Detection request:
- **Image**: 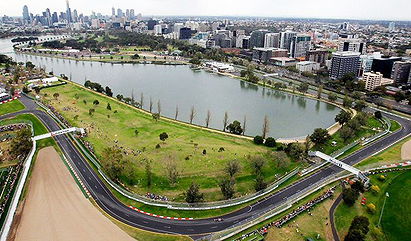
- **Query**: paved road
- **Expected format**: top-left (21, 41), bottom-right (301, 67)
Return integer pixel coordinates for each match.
top-left (329, 193), bottom-right (343, 241)
top-left (2, 95), bottom-right (411, 239)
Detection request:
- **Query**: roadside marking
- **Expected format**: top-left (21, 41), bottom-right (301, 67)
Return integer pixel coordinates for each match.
top-left (128, 205), bottom-right (194, 220)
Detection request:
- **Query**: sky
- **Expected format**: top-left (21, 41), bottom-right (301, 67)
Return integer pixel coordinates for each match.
top-left (1, 0), bottom-right (410, 21)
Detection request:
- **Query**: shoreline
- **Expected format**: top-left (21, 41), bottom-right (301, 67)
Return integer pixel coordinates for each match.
top-left (17, 50), bottom-right (345, 143)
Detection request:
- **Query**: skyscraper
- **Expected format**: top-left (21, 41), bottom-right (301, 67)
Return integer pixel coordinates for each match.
top-left (250, 29), bottom-right (269, 48)
top-left (264, 33), bottom-right (280, 48)
top-left (22, 5), bottom-right (30, 22)
top-left (330, 51), bottom-right (361, 79)
top-left (280, 30), bottom-right (297, 52)
top-left (66, 0), bottom-right (72, 23)
top-left (290, 34), bottom-right (311, 58)
top-left (112, 7), bottom-right (115, 16)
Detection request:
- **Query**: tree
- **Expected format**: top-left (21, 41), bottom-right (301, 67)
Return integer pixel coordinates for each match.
top-left (222, 111), bottom-right (229, 131)
top-left (149, 98), bottom-right (153, 112)
top-left (347, 118), bottom-right (361, 131)
top-left (265, 137), bottom-right (276, 147)
top-left (101, 147), bottom-right (126, 181)
top-left (225, 160), bottom-right (240, 178)
top-left (116, 94), bottom-right (123, 101)
top-left (342, 188), bottom-right (358, 206)
top-left (205, 110), bottom-right (211, 128)
top-left (374, 111), bottom-right (382, 119)
top-left (134, 129), bottom-right (139, 136)
top-left (354, 100), bottom-right (366, 112)
top-left (242, 115), bottom-right (247, 135)
top-left (10, 128), bottom-right (32, 158)
top-left (189, 106), bottom-right (196, 124)
top-left (351, 181), bottom-right (365, 194)
top-left (297, 82), bottom-right (309, 94)
top-left (251, 157), bottom-right (265, 175)
top-left (335, 110), bottom-right (352, 126)
top-left (106, 103), bottom-right (111, 110)
top-left (340, 126), bottom-right (354, 142)
top-left (93, 100), bottom-right (99, 105)
top-left (89, 108), bottom-right (95, 116)
top-left (286, 143), bottom-right (305, 160)
top-left (328, 93), bottom-right (338, 102)
top-left (254, 135), bottom-right (264, 145)
top-left (166, 162), bottom-right (179, 185)
top-left (140, 93), bottom-right (144, 108)
top-left (255, 174), bottom-right (267, 191)
top-left (105, 86), bottom-right (113, 97)
top-left (310, 128), bottom-right (330, 145)
top-left (157, 100), bottom-right (161, 116)
top-left (185, 182), bottom-right (204, 203)
top-left (33, 87), bottom-right (40, 94)
top-left (152, 113), bottom-right (160, 121)
top-left (343, 96), bottom-right (353, 108)
top-left (226, 120), bottom-right (243, 135)
top-left (175, 105), bottom-right (179, 120)
top-left (344, 216), bottom-right (369, 241)
top-left (53, 92), bottom-right (59, 100)
top-left (219, 178), bottom-right (235, 199)
top-left (159, 132), bottom-right (169, 141)
top-left (262, 115), bottom-right (270, 139)
top-left (317, 85), bottom-right (323, 99)
top-left (145, 160), bottom-right (152, 187)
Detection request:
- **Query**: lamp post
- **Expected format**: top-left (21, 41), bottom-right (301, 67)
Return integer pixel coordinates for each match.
top-left (378, 192), bottom-right (389, 227)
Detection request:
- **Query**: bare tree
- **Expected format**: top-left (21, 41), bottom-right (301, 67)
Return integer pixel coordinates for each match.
top-left (223, 111), bottom-right (229, 132)
top-left (262, 115), bottom-right (270, 139)
top-left (157, 100), bottom-right (161, 116)
top-left (175, 105), bottom-right (179, 120)
top-left (189, 106), bottom-right (196, 124)
top-left (166, 162), bottom-right (179, 186)
top-left (140, 93), bottom-right (144, 108)
top-left (131, 89), bottom-right (135, 106)
top-left (149, 98), bottom-right (153, 112)
top-left (205, 110), bottom-right (211, 128)
top-left (242, 115), bottom-right (247, 135)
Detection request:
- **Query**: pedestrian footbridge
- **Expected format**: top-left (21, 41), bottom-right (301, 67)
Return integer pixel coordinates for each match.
top-left (32, 127), bottom-right (85, 141)
top-left (309, 151), bottom-right (369, 185)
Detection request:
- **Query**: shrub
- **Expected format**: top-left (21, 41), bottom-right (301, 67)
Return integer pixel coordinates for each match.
top-left (264, 137), bottom-right (276, 147)
top-left (159, 132), bottom-right (168, 141)
top-left (253, 135), bottom-right (264, 145)
top-left (155, 143), bottom-right (161, 149)
top-left (202, 149), bottom-right (207, 155)
top-left (218, 147), bottom-right (225, 152)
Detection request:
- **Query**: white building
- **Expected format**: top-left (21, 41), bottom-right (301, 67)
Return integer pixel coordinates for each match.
top-left (204, 62), bottom-right (235, 73)
top-left (338, 39), bottom-right (366, 54)
top-left (296, 61), bottom-right (320, 73)
top-left (264, 33), bottom-right (280, 48)
top-left (363, 72), bottom-right (393, 91)
top-left (154, 24), bottom-right (163, 35)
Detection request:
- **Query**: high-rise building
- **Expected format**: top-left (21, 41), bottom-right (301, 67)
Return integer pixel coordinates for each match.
top-left (72, 9), bottom-right (78, 22)
top-left (179, 27), bottom-right (192, 40)
top-left (306, 49), bottom-right (329, 65)
top-left (371, 56), bottom-right (402, 78)
top-left (130, 9), bottom-right (135, 19)
top-left (117, 8), bottom-right (123, 18)
top-left (264, 33), bottom-right (280, 48)
top-left (111, 7), bottom-right (115, 16)
top-left (338, 39), bottom-right (366, 54)
top-left (388, 22), bottom-right (395, 32)
top-left (363, 72), bottom-right (384, 91)
top-left (66, 0), bottom-right (72, 23)
top-left (330, 51), bottom-right (361, 79)
top-left (290, 34), bottom-right (311, 58)
top-left (280, 30), bottom-right (297, 51)
top-left (391, 61), bottom-right (411, 84)
top-left (250, 29), bottom-right (269, 48)
top-left (51, 12), bottom-right (58, 23)
top-left (22, 5), bottom-right (30, 22)
top-left (147, 19), bottom-right (157, 30)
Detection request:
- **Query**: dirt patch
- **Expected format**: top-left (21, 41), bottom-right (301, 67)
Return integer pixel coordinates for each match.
top-left (401, 139), bottom-right (411, 160)
top-left (12, 146), bottom-right (135, 241)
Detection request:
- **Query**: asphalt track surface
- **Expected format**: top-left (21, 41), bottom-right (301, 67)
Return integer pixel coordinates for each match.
top-left (2, 95), bottom-right (411, 238)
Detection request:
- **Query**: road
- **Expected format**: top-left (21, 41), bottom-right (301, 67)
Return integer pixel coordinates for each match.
top-left (2, 95), bottom-right (411, 239)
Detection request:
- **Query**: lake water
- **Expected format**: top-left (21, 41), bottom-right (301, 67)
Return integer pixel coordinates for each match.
top-left (1, 38), bottom-right (340, 138)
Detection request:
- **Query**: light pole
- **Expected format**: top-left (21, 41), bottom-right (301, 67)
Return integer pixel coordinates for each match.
top-left (378, 192), bottom-right (389, 227)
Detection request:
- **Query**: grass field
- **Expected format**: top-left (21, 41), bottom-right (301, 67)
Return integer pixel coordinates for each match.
top-left (381, 171), bottom-right (411, 241)
top-left (0, 100), bottom-right (25, 115)
top-left (335, 171), bottom-right (411, 241)
top-left (40, 82), bottom-right (300, 201)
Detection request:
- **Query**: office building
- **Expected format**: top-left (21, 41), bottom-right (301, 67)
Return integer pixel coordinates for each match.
top-left (154, 24), bottom-right (163, 35)
top-left (306, 49), bottom-right (329, 65)
top-left (280, 30), bottom-right (297, 51)
top-left (330, 51), bottom-right (361, 79)
top-left (363, 72), bottom-right (393, 91)
top-left (371, 56), bottom-right (402, 78)
top-left (296, 61), bottom-right (320, 73)
top-left (264, 33), bottom-right (280, 48)
top-left (391, 61), bottom-right (411, 84)
top-left (388, 22), bottom-right (395, 32)
top-left (290, 34), bottom-right (311, 58)
top-left (338, 39), bottom-right (366, 54)
top-left (117, 8), bottom-right (123, 18)
top-left (22, 5), bottom-right (30, 22)
top-left (250, 29), bottom-right (269, 48)
top-left (66, 0), bottom-right (72, 23)
top-left (252, 47), bottom-right (288, 63)
top-left (147, 19), bottom-right (157, 30)
top-left (179, 27), bottom-right (192, 40)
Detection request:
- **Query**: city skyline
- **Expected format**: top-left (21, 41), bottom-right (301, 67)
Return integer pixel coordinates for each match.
top-left (1, 0), bottom-right (411, 21)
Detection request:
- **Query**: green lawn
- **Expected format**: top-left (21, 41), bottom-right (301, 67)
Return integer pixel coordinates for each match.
top-left (0, 100), bottom-right (25, 115)
top-left (335, 171), bottom-right (410, 241)
top-left (40, 82), bottom-right (300, 201)
top-left (381, 171), bottom-right (411, 241)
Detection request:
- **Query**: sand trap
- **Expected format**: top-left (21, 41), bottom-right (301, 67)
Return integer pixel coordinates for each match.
top-left (12, 146), bottom-right (135, 241)
top-left (401, 139), bottom-right (411, 160)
